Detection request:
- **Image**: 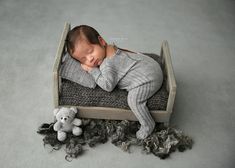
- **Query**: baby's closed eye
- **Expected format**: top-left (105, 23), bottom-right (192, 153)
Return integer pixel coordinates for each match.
top-left (87, 49), bottom-right (93, 54)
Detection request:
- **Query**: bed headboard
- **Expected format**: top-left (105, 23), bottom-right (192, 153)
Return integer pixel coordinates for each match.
top-left (53, 22), bottom-right (70, 107)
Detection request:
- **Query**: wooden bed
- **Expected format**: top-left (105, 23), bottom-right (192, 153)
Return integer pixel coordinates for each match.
top-left (53, 23), bottom-right (177, 126)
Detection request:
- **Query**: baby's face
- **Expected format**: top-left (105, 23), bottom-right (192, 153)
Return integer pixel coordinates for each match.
top-left (72, 39), bottom-right (106, 67)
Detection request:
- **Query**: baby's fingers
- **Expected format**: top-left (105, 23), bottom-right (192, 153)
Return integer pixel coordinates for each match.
top-left (81, 64), bottom-right (88, 71)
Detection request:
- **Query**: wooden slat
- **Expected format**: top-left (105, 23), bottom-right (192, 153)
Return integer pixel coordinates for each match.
top-left (59, 105), bottom-right (170, 123)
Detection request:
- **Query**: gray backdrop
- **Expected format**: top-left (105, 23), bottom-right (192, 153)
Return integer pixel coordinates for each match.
top-left (0, 0), bottom-right (234, 167)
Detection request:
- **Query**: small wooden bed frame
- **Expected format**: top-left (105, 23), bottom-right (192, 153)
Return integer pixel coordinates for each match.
top-left (53, 23), bottom-right (177, 125)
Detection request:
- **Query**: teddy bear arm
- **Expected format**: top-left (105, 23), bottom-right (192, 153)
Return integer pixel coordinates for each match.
top-left (53, 122), bottom-right (62, 131)
top-left (72, 118), bottom-right (82, 126)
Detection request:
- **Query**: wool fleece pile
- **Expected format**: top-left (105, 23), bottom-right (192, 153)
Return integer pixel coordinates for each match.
top-left (37, 119), bottom-right (193, 161)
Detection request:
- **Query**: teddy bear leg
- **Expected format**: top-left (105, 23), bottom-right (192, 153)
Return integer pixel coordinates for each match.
top-left (57, 131), bottom-right (67, 141)
top-left (72, 127), bottom-right (82, 136)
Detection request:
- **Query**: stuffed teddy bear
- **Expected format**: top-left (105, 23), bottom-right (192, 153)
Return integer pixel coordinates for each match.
top-left (53, 107), bottom-right (82, 141)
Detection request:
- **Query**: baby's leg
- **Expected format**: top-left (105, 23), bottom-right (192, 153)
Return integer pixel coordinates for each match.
top-left (127, 83), bottom-right (157, 139)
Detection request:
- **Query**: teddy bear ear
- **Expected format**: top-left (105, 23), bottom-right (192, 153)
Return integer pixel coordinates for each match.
top-left (53, 108), bottom-right (60, 116)
top-left (70, 107), bottom-right (77, 114)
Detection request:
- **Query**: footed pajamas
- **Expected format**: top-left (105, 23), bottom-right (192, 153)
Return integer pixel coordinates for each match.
top-left (89, 48), bottom-right (163, 139)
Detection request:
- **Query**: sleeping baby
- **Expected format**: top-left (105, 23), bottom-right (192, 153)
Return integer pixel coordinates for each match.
top-left (65, 25), bottom-right (163, 139)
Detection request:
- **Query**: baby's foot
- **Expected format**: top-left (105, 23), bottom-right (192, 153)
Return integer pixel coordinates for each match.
top-left (136, 123), bottom-right (155, 140)
top-left (136, 128), bottom-right (149, 139)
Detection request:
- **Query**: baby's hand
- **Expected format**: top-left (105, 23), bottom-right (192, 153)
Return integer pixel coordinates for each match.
top-left (81, 64), bottom-right (93, 72)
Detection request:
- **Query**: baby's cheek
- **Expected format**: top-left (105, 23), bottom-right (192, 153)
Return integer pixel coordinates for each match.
top-left (98, 60), bottom-right (103, 66)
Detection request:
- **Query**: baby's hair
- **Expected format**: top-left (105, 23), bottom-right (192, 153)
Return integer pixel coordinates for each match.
top-left (66, 25), bottom-right (101, 56)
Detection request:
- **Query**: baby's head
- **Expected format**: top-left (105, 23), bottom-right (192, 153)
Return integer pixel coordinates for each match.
top-left (66, 25), bottom-right (107, 67)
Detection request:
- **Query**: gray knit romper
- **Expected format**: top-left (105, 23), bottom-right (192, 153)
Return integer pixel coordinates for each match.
top-left (89, 48), bottom-right (163, 139)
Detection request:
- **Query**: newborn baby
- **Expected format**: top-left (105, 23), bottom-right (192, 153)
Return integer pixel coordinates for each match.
top-left (66, 25), bottom-right (163, 139)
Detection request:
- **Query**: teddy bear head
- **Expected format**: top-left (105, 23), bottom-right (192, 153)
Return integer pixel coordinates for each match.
top-left (53, 107), bottom-right (77, 124)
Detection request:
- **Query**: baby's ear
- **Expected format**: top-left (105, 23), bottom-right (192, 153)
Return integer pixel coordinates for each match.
top-left (70, 107), bottom-right (77, 114)
top-left (98, 36), bottom-right (106, 47)
top-left (53, 108), bottom-right (60, 116)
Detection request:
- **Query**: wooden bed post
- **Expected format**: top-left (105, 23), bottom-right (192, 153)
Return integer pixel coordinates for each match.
top-left (160, 40), bottom-right (177, 126)
top-left (53, 22), bottom-right (70, 107)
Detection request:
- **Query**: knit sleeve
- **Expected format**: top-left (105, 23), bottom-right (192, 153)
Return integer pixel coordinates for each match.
top-left (88, 66), bottom-right (119, 92)
top-left (88, 50), bottom-right (138, 92)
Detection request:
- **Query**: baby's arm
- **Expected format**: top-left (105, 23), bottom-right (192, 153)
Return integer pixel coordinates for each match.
top-left (88, 67), bottom-right (119, 92)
